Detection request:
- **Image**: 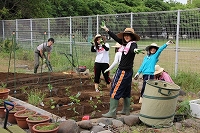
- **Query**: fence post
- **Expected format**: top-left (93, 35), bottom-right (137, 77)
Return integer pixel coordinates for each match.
top-left (175, 10), bottom-right (180, 77)
top-left (15, 19), bottom-right (18, 42)
top-left (2, 20), bottom-right (5, 40)
top-left (30, 19), bottom-right (33, 49)
top-left (96, 15), bottom-right (99, 34)
top-left (70, 16), bottom-right (72, 55)
top-left (48, 18), bottom-right (50, 38)
top-left (130, 12), bottom-right (133, 28)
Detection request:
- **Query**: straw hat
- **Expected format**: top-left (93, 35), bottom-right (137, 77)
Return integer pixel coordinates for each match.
top-left (94, 34), bottom-right (106, 42)
top-left (116, 28), bottom-right (140, 41)
top-left (154, 65), bottom-right (164, 75)
top-left (145, 43), bottom-right (159, 51)
top-left (111, 43), bottom-right (121, 48)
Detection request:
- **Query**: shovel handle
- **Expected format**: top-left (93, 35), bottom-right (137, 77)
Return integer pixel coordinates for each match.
top-left (4, 101), bottom-right (14, 111)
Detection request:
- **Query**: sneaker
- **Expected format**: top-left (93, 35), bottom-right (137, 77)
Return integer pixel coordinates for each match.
top-left (95, 89), bottom-right (99, 92)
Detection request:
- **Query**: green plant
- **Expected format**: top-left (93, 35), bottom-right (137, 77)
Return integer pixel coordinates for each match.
top-left (49, 98), bottom-right (56, 109)
top-left (35, 123), bottom-right (59, 131)
top-left (67, 107), bottom-right (79, 115)
top-left (65, 86), bottom-right (71, 96)
top-left (176, 99), bottom-right (191, 116)
top-left (87, 96), bottom-right (102, 112)
top-left (69, 92), bottom-right (81, 105)
top-left (28, 115), bottom-right (45, 121)
top-left (20, 86), bottom-right (45, 106)
top-left (48, 84), bottom-right (53, 96)
top-left (0, 82), bottom-right (7, 91)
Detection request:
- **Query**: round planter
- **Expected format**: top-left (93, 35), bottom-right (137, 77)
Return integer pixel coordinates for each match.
top-left (26, 115), bottom-right (50, 133)
top-left (4, 106), bottom-right (26, 124)
top-left (0, 101), bottom-right (16, 118)
top-left (0, 89), bottom-right (10, 99)
top-left (14, 110), bottom-right (37, 129)
top-left (32, 123), bottom-right (59, 133)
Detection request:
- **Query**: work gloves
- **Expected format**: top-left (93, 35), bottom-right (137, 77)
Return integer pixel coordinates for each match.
top-left (100, 38), bottom-right (105, 45)
top-left (166, 40), bottom-right (175, 45)
top-left (134, 49), bottom-right (145, 54)
top-left (104, 69), bottom-right (109, 73)
top-left (101, 21), bottom-right (109, 32)
top-left (134, 72), bottom-right (140, 80)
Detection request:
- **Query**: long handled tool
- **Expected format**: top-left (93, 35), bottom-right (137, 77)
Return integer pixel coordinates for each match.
top-left (4, 101), bottom-right (14, 129)
top-left (60, 52), bottom-right (76, 68)
top-left (43, 53), bottom-right (53, 72)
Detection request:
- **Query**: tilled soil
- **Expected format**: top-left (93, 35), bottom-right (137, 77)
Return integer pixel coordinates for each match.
top-left (0, 71), bottom-right (141, 121)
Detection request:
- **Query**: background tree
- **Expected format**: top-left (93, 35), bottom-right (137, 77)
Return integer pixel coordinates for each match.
top-left (0, 0), bottom-right (197, 20)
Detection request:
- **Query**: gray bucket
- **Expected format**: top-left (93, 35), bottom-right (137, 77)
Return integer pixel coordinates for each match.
top-left (139, 80), bottom-right (180, 128)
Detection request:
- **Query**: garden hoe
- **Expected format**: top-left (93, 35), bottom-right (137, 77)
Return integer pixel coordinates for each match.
top-left (43, 53), bottom-right (53, 72)
top-left (0, 101), bottom-right (26, 133)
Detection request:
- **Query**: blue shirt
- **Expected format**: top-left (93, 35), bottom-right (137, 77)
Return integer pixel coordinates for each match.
top-left (137, 43), bottom-right (167, 75)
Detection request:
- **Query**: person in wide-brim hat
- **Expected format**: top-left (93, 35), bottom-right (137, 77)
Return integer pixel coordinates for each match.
top-left (116, 28), bottom-right (140, 41)
top-left (93, 34), bottom-right (106, 42)
top-left (145, 43), bottom-right (159, 51)
top-left (154, 65), bottom-right (174, 83)
top-left (154, 65), bottom-right (164, 75)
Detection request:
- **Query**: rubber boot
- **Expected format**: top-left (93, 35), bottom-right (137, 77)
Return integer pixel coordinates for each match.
top-left (117, 98), bottom-right (130, 115)
top-left (34, 67), bottom-right (37, 74)
top-left (102, 98), bottom-right (118, 118)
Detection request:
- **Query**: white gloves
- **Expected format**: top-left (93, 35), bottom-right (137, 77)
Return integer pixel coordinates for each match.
top-left (166, 40), bottom-right (175, 45)
top-left (134, 49), bottom-right (145, 54)
top-left (134, 72), bottom-right (140, 80)
top-left (104, 69), bottom-right (109, 73)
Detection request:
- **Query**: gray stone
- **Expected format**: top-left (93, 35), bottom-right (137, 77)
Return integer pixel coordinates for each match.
top-left (123, 115), bottom-right (140, 126)
top-left (58, 119), bottom-right (79, 133)
top-left (112, 119), bottom-right (123, 127)
top-left (80, 131), bottom-right (90, 133)
top-left (96, 118), bottom-right (113, 126)
top-left (179, 89), bottom-right (186, 96)
top-left (97, 130), bottom-right (113, 133)
top-left (90, 125), bottom-right (105, 133)
top-left (174, 122), bottom-right (182, 130)
top-left (77, 120), bottom-right (93, 130)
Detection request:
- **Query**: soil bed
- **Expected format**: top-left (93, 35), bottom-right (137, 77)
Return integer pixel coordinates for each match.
top-left (0, 71), bottom-right (141, 121)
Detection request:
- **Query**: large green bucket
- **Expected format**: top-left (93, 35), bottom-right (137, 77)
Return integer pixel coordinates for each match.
top-left (139, 80), bottom-right (180, 128)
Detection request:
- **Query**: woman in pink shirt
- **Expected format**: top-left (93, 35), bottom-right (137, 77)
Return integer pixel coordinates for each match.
top-left (154, 65), bottom-right (174, 83)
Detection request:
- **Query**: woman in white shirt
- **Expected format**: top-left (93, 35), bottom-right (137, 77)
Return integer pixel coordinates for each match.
top-left (91, 34), bottom-right (111, 92)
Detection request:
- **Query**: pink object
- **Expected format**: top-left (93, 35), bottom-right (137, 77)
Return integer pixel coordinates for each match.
top-left (82, 115), bottom-right (90, 120)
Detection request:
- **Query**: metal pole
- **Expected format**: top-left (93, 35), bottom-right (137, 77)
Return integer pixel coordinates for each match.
top-left (15, 19), bottom-right (18, 42)
top-left (97, 15), bottom-right (99, 34)
top-left (130, 12), bottom-right (133, 28)
top-left (70, 17), bottom-right (72, 55)
top-left (30, 19), bottom-right (33, 49)
top-left (13, 31), bottom-right (17, 93)
top-left (48, 18), bottom-right (50, 38)
top-left (2, 20), bottom-right (5, 40)
top-left (175, 10), bottom-right (180, 77)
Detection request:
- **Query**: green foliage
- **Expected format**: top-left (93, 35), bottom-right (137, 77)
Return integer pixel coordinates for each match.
top-left (20, 86), bottom-right (45, 106)
top-left (172, 71), bottom-right (200, 93)
top-left (0, 39), bottom-right (12, 53)
top-left (35, 123), bottom-right (59, 131)
top-left (69, 92), bottom-right (81, 105)
top-left (0, 0), bottom-right (195, 20)
top-left (176, 99), bottom-right (191, 116)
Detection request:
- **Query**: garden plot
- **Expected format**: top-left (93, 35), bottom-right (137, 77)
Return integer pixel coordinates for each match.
top-left (0, 72), bottom-right (141, 121)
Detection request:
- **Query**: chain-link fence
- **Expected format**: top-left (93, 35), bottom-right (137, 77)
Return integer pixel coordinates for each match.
top-left (0, 9), bottom-right (200, 75)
